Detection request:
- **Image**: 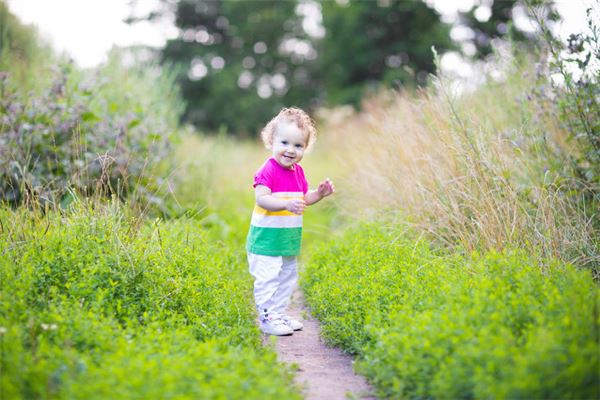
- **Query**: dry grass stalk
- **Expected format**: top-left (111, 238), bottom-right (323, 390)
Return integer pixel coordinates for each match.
top-left (319, 62), bottom-right (598, 272)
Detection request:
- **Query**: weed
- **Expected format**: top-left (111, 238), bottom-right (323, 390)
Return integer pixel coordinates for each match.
top-left (318, 51), bottom-right (598, 273)
top-left (302, 224), bottom-right (599, 399)
top-left (0, 202), bottom-right (300, 398)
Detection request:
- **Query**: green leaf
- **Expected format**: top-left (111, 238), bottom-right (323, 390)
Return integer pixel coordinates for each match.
top-left (128, 119), bottom-right (141, 129)
top-left (81, 111), bottom-right (101, 123)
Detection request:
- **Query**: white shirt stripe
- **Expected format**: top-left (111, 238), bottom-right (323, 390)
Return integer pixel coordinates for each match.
top-left (271, 192), bottom-right (304, 198)
top-left (251, 213), bottom-right (303, 228)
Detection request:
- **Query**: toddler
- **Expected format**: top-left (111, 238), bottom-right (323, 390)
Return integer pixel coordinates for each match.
top-left (246, 107), bottom-right (335, 336)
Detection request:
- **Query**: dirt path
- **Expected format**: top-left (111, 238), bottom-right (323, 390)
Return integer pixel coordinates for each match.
top-left (274, 289), bottom-right (375, 400)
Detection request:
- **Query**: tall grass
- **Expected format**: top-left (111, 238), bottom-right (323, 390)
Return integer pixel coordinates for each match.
top-left (164, 133), bottom-right (263, 214)
top-left (319, 53), bottom-right (598, 273)
top-left (160, 131), bottom-right (345, 250)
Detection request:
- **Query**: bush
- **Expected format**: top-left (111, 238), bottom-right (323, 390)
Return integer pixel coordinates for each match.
top-left (302, 224), bottom-right (599, 399)
top-left (530, 4), bottom-right (599, 198)
top-left (0, 203), bottom-right (299, 398)
top-left (0, 50), bottom-right (183, 208)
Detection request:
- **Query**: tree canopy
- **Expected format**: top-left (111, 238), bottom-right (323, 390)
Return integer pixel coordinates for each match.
top-left (137, 0), bottom-right (558, 135)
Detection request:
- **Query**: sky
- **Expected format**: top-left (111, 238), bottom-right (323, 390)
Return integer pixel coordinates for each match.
top-left (7, 0), bottom-right (177, 67)
top-left (6, 0), bottom-right (596, 69)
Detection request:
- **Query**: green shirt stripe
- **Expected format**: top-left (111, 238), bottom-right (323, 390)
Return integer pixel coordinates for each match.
top-left (246, 226), bottom-right (302, 256)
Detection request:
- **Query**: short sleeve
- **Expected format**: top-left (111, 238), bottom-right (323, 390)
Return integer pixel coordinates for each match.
top-left (253, 161), bottom-right (274, 190)
top-left (297, 164), bottom-right (309, 194)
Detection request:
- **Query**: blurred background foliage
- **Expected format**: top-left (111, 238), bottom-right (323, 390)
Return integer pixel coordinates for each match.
top-left (0, 0), bottom-right (565, 208)
top-left (0, 51), bottom-right (182, 208)
top-left (134, 0), bottom-right (559, 135)
top-left (0, 0), bottom-right (596, 250)
top-left (0, 1), bottom-right (55, 91)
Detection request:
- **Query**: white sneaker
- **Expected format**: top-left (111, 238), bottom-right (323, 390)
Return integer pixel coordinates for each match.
top-left (283, 316), bottom-right (303, 331)
top-left (260, 318), bottom-right (294, 336)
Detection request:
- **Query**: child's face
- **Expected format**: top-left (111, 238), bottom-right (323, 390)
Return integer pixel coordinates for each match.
top-left (271, 121), bottom-right (308, 169)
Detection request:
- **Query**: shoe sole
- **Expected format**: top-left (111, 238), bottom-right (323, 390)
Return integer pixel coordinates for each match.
top-left (262, 330), bottom-right (293, 336)
top-left (260, 325), bottom-right (294, 336)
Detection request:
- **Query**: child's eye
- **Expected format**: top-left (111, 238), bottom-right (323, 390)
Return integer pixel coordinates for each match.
top-left (295, 144), bottom-right (304, 149)
top-left (281, 141), bottom-right (288, 145)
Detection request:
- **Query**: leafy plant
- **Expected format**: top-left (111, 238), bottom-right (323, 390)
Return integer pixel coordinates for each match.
top-left (0, 203), bottom-right (299, 398)
top-left (528, 2), bottom-right (599, 201)
top-left (0, 51), bottom-right (183, 209)
top-left (302, 224), bottom-right (600, 399)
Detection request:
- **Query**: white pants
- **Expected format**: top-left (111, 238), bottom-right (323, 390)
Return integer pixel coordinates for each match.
top-left (247, 252), bottom-right (297, 321)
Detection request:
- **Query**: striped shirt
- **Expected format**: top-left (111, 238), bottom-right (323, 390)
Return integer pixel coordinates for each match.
top-left (246, 158), bottom-right (308, 256)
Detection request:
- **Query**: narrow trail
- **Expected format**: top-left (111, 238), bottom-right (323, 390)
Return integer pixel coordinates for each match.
top-left (274, 289), bottom-right (375, 400)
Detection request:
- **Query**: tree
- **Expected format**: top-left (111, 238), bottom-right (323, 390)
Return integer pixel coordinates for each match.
top-left (315, 0), bottom-right (455, 106)
top-left (135, 0), bottom-right (458, 134)
top-left (134, 0), bottom-right (562, 134)
top-left (157, 0), bottom-right (316, 135)
top-left (454, 0), bottom-right (560, 58)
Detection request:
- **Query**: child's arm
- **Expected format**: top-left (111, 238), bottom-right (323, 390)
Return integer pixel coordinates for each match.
top-left (305, 178), bottom-right (335, 206)
top-left (255, 185), bottom-right (306, 215)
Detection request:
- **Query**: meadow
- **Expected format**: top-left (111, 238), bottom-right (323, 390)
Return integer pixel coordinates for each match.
top-left (2, 3), bottom-right (599, 398)
top-left (299, 50), bottom-right (599, 397)
top-left (302, 225), bottom-right (598, 399)
top-left (0, 204), bottom-right (300, 398)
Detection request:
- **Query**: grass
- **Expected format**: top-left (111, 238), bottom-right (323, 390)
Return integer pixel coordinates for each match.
top-left (0, 202), bottom-right (300, 399)
top-left (2, 11), bottom-right (597, 397)
top-left (160, 131), bottom-right (346, 250)
top-left (302, 224), bottom-right (600, 399)
top-left (0, 127), bottom-right (343, 398)
top-left (316, 53), bottom-right (598, 274)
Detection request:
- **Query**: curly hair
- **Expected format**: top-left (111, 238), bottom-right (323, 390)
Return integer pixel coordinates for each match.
top-left (260, 107), bottom-right (317, 152)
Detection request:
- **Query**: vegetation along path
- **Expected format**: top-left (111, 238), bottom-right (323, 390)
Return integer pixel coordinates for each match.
top-left (274, 289), bottom-right (375, 400)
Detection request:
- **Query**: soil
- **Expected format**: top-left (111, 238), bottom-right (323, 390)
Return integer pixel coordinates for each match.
top-left (272, 290), bottom-right (376, 400)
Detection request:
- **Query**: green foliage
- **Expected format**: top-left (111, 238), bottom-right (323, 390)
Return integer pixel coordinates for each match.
top-left (530, 3), bottom-right (599, 200)
top-left (152, 0), bottom-right (457, 134)
top-left (0, 203), bottom-right (299, 399)
top-left (0, 51), bottom-right (183, 207)
top-left (0, 1), bottom-right (55, 91)
top-left (457, 0), bottom-right (560, 58)
top-left (316, 0), bottom-right (454, 105)
top-left (302, 224), bottom-right (600, 399)
top-left (148, 0), bottom-right (557, 134)
top-left (160, 0), bottom-right (315, 134)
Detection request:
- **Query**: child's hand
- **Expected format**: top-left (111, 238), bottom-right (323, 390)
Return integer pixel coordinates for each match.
top-left (317, 178), bottom-right (335, 198)
top-left (286, 198), bottom-right (306, 215)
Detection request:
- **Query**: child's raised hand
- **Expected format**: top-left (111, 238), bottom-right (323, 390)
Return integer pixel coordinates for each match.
top-left (317, 178), bottom-right (335, 198)
top-left (286, 198), bottom-right (306, 215)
